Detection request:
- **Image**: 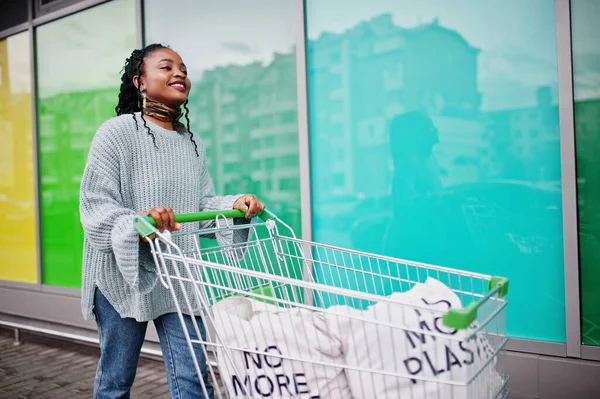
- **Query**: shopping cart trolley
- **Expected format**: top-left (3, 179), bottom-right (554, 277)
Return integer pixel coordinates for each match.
top-left (134, 209), bottom-right (510, 399)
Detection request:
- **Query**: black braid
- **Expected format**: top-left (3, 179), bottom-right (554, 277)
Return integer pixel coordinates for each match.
top-left (183, 101), bottom-right (199, 157)
top-left (140, 112), bottom-right (157, 149)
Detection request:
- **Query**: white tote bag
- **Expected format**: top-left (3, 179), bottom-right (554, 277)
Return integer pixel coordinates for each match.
top-left (212, 297), bottom-right (352, 398)
top-left (325, 278), bottom-right (503, 399)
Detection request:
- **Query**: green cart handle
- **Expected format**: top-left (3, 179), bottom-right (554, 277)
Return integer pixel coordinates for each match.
top-left (442, 276), bottom-right (510, 330)
top-left (133, 208), bottom-right (276, 237)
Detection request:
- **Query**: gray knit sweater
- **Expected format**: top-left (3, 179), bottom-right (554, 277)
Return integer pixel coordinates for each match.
top-left (79, 113), bottom-right (249, 322)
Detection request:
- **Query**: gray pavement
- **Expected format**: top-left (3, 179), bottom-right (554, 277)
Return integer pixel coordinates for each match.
top-left (0, 328), bottom-right (170, 398)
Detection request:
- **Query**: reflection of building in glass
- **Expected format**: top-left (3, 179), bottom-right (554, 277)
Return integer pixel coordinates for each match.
top-left (37, 89), bottom-right (117, 205)
top-left (36, 87), bottom-right (123, 273)
top-left (188, 51), bottom-right (300, 226)
top-left (307, 23), bottom-right (355, 199)
top-left (309, 13), bottom-right (563, 198)
top-left (247, 53), bottom-right (299, 211)
top-left (308, 14), bottom-right (486, 198)
top-left (189, 62), bottom-right (263, 195)
top-left (183, 12), bottom-right (561, 230)
top-left (404, 18), bottom-right (485, 187)
top-left (485, 86), bottom-right (560, 183)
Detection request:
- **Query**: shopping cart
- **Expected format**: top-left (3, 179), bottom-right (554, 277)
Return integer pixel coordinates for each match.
top-left (134, 209), bottom-right (510, 399)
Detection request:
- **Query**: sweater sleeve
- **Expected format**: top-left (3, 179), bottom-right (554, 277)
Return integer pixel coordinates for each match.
top-left (79, 124), bottom-right (157, 294)
top-left (197, 144), bottom-right (253, 248)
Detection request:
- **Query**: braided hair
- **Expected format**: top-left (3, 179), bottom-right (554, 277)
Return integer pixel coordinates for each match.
top-left (115, 43), bottom-right (199, 156)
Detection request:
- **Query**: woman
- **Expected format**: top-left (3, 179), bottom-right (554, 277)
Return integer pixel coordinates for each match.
top-left (79, 43), bottom-right (264, 399)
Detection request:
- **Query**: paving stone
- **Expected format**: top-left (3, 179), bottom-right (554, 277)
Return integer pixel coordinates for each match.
top-left (0, 328), bottom-right (171, 398)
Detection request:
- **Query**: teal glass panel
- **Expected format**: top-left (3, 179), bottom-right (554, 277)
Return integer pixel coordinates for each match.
top-left (306, 1), bottom-right (564, 342)
top-left (37, 0), bottom-right (137, 287)
top-left (144, 0), bottom-right (301, 236)
top-left (572, 0), bottom-right (600, 346)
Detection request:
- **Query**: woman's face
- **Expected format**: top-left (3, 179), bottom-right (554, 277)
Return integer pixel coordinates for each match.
top-left (136, 48), bottom-right (192, 107)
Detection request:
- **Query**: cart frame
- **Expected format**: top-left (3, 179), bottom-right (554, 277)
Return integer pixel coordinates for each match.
top-left (134, 209), bottom-right (510, 399)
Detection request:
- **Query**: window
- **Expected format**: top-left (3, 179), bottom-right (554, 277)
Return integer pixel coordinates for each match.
top-left (307, 0), bottom-right (564, 342)
top-left (36, 0), bottom-right (136, 287)
top-left (0, 31), bottom-right (36, 283)
top-left (572, 0), bottom-right (600, 346)
top-left (148, 0), bottom-right (300, 240)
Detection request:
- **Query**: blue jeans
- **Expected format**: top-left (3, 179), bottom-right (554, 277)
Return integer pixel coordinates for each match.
top-left (93, 288), bottom-right (214, 399)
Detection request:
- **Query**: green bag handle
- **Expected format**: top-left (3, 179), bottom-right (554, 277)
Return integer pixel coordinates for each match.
top-left (133, 208), bottom-right (276, 238)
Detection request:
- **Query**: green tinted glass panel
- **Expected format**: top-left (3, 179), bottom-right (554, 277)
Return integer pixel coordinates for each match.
top-left (37, 0), bottom-right (136, 287)
top-left (306, 1), bottom-right (565, 342)
top-left (144, 0), bottom-right (301, 236)
top-left (572, 0), bottom-right (600, 346)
